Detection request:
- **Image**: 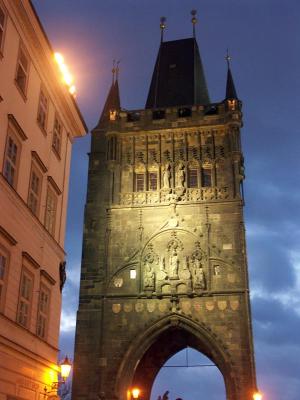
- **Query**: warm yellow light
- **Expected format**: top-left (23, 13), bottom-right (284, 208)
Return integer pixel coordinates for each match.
top-left (54, 52), bottom-right (76, 96)
top-left (253, 391), bottom-right (263, 400)
top-left (60, 356), bottom-right (72, 380)
top-left (69, 85), bottom-right (76, 95)
top-left (131, 388), bottom-right (140, 399)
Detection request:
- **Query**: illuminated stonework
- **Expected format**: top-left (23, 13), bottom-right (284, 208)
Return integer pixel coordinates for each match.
top-left (73, 35), bottom-right (258, 400)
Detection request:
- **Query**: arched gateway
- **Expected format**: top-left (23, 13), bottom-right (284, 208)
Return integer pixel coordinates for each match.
top-left (72, 18), bottom-right (258, 400)
top-left (117, 315), bottom-right (236, 400)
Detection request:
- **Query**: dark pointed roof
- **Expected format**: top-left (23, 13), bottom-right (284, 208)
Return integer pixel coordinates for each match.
top-left (97, 80), bottom-right (121, 126)
top-left (145, 38), bottom-right (210, 109)
top-left (225, 67), bottom-right (238, 99)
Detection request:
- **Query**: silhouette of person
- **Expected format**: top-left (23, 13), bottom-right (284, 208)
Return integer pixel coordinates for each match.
top-left (162, 391), bottom-right (169, 400)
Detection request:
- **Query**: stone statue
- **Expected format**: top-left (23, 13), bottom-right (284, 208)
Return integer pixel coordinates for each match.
top-left (157, 256), bottom-right (168, 280)
top-left (163, 163), bottom-right (171, 188)
top-left (192, 259), bottom-right (205, 289)
top-left (168, 248), bottom-right (179, 279)
top-left (176, 163), bottom-right (185, 188)
top-left (144, 262), bottom-right (155, 288)
top-left (59, 261), bottom-right (66, 292)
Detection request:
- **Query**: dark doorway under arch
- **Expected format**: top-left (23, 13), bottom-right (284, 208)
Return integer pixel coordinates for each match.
top-left (121, 317), bottom-right (236, 400)
top-left (150, 347), bottom-right (226, 400)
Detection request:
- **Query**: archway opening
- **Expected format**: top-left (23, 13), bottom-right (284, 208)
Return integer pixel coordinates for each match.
top-left (128, 322), bottom-right (232, 400)
top-left (150, 347), bottom-right (226, 400)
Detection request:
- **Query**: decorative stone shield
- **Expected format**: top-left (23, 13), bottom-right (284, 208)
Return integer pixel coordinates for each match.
top-left (124, 303), bottom-right (133, 313)
top-left (112, 304), bottom-right (121, 314)
top-left (230, 300), bottom-right (240, 311)
top-left (205, 301), bottom-right (215, 311)
top-left (218, 300), bottom-right (227, 311)
top-left (135, 302), bottom-right (144, 312)
top-left (181, 301), bottom-right (191, 313)
top-left (147, 301), bottom-right (156, 313)
top-left (193, 302), bottom-right (201, 312)
top-left (158, 302), bottom-right (167, 313)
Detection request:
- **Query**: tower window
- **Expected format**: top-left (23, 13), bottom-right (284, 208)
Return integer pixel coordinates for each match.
top-left (135, 174), bottom-right (144, 192)
top-left (37, 88), bottom-right (48, 131)
top-left (28, 165), bottom-right (42, 216)
top-left (17, 269), bottom-right (33, 328)
top-left (130, 269), bottom-right (136, 279)
top-left (3, 133), bottom-right (20, 188)
top-left (52, 116), bottom-right (62, 156)
top-left (0, 248), bottom-right (8, 310)
top-left (178, 107), bottom-right (191, 118)
top-left (44, 186), bottom-right (57, 236)
top-left (188, 169), bottom-right (198, 188)
top-left (202, 168), bottom-right (212, 187)
top-left (15, 44), bottom-right (29, 96)
top-left (37, 284), bottom-right (50, 339)
top-left (149, 172), bottom-right (158, 191)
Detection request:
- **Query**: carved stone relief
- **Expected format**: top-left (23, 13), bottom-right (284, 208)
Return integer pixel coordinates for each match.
top-left (142, 230), bottom-right (207, 295)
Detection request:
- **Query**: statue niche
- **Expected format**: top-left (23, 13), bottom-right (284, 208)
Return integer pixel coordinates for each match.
top-left (142, 231), bottom-right (206, 296)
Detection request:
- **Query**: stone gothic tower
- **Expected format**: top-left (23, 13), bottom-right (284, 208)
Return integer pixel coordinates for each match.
top-left (72, 27), bottom-right (258, 400)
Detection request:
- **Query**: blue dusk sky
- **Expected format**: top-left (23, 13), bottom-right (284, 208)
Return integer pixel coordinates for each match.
top-left (32, 1), bottom-right (300, 399)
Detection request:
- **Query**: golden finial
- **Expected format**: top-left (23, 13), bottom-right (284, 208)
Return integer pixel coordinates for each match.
top-left (191, 10), bottom-right (197, 38)
top-left (160, 16), bottom-right (166, 43)
top-left (225, 48), bottom-right (231, 68)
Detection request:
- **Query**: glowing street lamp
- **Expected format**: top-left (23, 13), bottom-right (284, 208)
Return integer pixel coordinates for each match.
top-left (60, 356), bottom-right (72, 381)
top-left (253, 391), bottom-right (263, 400)
top-left (44, 356), bottom-right (72, 397)
top-left (130, 387), bottom-right (141, 400)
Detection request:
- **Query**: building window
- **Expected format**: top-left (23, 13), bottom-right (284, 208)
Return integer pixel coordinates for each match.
top-left (0, 4), bottom-right (6, 53)
top-left (202, 168), bottom-right (212, 187)
top-left (135, 173), bottom-right (144, 192)
top-left (37, 89), bottom-right (48, 131)
top-left (44, 186), bottom-right (57, 235)
top-left (52, 116), bottom-right (62, 156)
top-left (28, 165), bottom-right (42, 216)
top-left (149, 172), bottom-right (157, 191)
top-left (15, 45), bottom-right (29, 95)
top-left (37, 284), bottom-right (50, 339)
top-left (3, 133), bottom-right (20, 188)
top-left (188, 169), bottom-right (198, 188)
top-left (0, 249), bottom-right (8, 309)
top-left (17, 269), bottom-right (33, 328)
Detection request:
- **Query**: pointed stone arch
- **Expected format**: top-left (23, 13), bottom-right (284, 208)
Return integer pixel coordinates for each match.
top-left (115, 314), bottom-right (236, 400)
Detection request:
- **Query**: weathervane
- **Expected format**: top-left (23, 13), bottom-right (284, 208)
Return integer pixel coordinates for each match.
top-left (191, 10), bottom-right (197, 38)
top-left (160, 16), bottom-right (166, 43)
top-left (112, 59), bottom-right (116, 84)
top-left (225, 48), bottom-right (231, 68)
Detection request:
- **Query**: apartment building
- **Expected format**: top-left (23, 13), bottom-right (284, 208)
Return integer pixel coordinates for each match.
top-left (0, 1), bottom-right (87, 399)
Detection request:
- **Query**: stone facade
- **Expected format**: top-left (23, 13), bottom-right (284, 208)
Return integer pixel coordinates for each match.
top-left (73, 97), bottom-right (257, 400)
top-left (0, 1), bottom-right (87, 399)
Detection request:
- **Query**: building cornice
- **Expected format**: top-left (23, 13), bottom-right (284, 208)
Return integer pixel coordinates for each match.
top-left (7, 0), bottom-right (87, 138)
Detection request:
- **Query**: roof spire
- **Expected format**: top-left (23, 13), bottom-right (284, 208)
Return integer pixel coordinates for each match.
top-left (160, 16), bottom-right (166, 43)
top-left (225, 49), bottom-right (238, 99)
top-left (191, 10), bottom-right (197, 38)
top-left (97, 70), bottom-right (121, 126)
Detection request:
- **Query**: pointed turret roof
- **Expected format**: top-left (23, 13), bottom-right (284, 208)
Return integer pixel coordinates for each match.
top-left (145, 37), bottom-right (210, 109)
top-left (225, 66), bottom-right (238, 100)
top-left (97, 79), bottom-right (121, 126)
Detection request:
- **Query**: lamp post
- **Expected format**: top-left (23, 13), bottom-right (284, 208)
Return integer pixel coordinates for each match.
top-left (44, 356), bottom-right (72, 397)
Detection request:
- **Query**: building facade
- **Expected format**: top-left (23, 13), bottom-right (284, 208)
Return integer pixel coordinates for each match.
top-left (73, 26), bottom-right (257, 400)
top-left (0, 1), bottom-right (87, 399)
